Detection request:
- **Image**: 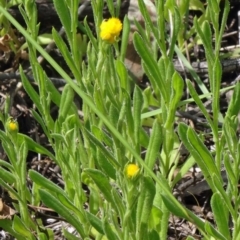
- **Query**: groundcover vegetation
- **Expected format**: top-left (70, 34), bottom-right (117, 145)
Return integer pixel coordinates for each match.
top-left (0, 0), bottom-right (239, 239)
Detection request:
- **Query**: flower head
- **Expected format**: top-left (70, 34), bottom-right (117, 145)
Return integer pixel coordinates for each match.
top-left (126, 164), bottom-right (140, 179)
top-left (100, 18), bottom-right (122, 43)
top-left (6, 117), bottom-right (18, 133)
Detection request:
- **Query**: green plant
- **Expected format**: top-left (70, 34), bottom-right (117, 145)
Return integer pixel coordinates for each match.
top-left (0, 0), bottom-right (238, 239)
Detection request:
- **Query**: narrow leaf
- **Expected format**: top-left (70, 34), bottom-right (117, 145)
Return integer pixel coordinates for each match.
top-left (204, 221), bottom-right (226, 240)
top-left (0, 219), bottom-right (25, 240)
top-left (20, 134), bottom-right (56, 161)
top-left (59, 84), bottom-right (75, 121)
top-left (39, 190), bottom-right (86, 237)
top-left (178, 123), bottom-right (220, 191)
top-left (86, 212), bottom-right (104, 235)
top-left (84, 169), bottom-right (118, 212)
top-left (144, 120), bottom-right (162, 170)
top-left (211, 193), bottom-right (230, 239)
top-left (20, 66), bottom-right (42, 113)
top-left (212, 174), bottom-right (237, 221)
top-left (165, 71), bottom-right (184, 129)
top-left (137, 176), bottom-right (156, 240)
top-left (133, 33), bottom-right (167, 101)
top-left (133, 85), bottom-right (143, 145)
top-left (52, 0), bottom-right (71, 40)
top-left (13, 216), bottom-right (33, 238)
top-left (29, 170), bottom-right (67, 197)
top-left (103, 217), bottom-right (120, 240)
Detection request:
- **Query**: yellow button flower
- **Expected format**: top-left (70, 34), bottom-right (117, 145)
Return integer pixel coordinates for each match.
top-left (126, 164), bottom-right (140, 179)
top-left (6, 117), bottom-right (18, 133)
top-left (100, 18), bottom-right (122, 43)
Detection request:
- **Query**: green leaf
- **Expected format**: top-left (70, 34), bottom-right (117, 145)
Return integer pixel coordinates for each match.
top-left (144, 120), bottom-right (162, 170)
top-left (122, 90), bottom-right (134, 140)
top-left (223, 117), bottom-right (238, 156)
top-left (137, 0), bottom-right (158, 47)
top-left (194, 19), bottom-right (214, 64)
top-left (97, 149), bottom-right (116, 180)
top-left (204, 221), bottom-right (226, 240)
top-left (133, 85), bottom-right (143, 145)
top-left (84, 169), bottom-right (118, 213)
top-left (57, 193), bottom-right (84, 220)
top-left (93, 82), bottom-right (107, 115)
top-left (139, 127), bottom-right (149, 148)
top-left (201, 20), bottom-right (213, 59)
top-left (226, 82), bottom-right (240, 118)
top-left (174, 45), bottom-right (209, 94)
top-left (149, 206), bottom-right (161, 231)
top-left (133, 33), bottom-right (167, 101)
top-left (224, 154), bottom-right (237, 189)
top-left (186, 80), bottom-right (213, 127)
top-left (111, 188), bottom-right (125, 222)
top-left (37, 232), bottom-right (52, 240)
top-left (178, 123), bottom-right (219, 192)
top-left (20, 66), bottom-right (42, 113)
top-left (87, 184), bottom-right (100, 215)
top-left (189, 0), bottom-right (205, 12)
top-left (215, 0), bottom-right (230, 52)
top-left (52, 28), bottom-right (80, 81)
top-left (133, 18), bottom-right (149, 44)
top-left (62, 229), bottom-right (80, 240)
top-left (212, 174), bottom-right (237, 222)
top-left (84, 18), bottom-right (97, 51)
top-left (52, 0), bottom-right (71, 41)
top-left (109, 104), bottom-right (119, 126)
top-left (45, 76), bottom-right (62, 106)
top-left (161, 194), bottom-right (189, 219)
top-left (0, 160), bottom-right (14, 171)
top-left (165, 71), bottom-right (184, 129)
top-left (186, 127), bottom-right (219, 177)
top-left (39, 190), bottom-right (86, 237)
top-left (0, 167), bottom-right (15, 184)
top-left (92, 125), bottom-right (113, 148)
top-left (171, 155), bottom-right (195, 187)
top-left (0, 132), bottom-right (16, 168)
top-left (142, 87), bottom-right (159, 108)
top-left (185, 236), bottom-right (196, 240)
top-left (29, 170), bottom-right (67, 197)
top-left (86, 212), bottom-right (104, 235)
top-left (103, 217), bottom-right (120, 240)
top-left (211, 192), bottom-right (230, 239)
top-left (212, 58), bottom-right (222, 125)
top-left (0, 178), bottom-right (21, 202)
top-left (84, 129), bottom-right (120, 168)
top-left (148, 229), bottom-right (160, 240)
top-left (59, 84), bottom-right (75, 122)
top-left (120, 16), bottom-right (130, 62)
top-left (20, 134), bottom-right (56, 162)
top-left (0, 219), bottom-right (25, 240)
top-left (13, 215), bottom-right (33, 238)
top-left (168, 8), bottom-right (181, 58)
top-left (31, 109), bottom-right (50, 139)
top-left (137, 176), bottom-right (156, 240)
top-left (18, 140), bottom-right (28, 189)
top-left (115, 59), bottom-right (129, 92)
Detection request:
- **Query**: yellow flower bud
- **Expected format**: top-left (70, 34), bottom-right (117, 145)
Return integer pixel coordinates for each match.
top-left (6, 117), bottom-right (18, 133)
top-left (126, 164), bottom-right (140, 179)
top-left (100, 18), bottom-right (122, 43)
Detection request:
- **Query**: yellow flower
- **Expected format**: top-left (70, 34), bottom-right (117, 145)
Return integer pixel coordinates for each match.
top-left (100, 18), bottom-right (122, 43)
top-left (6, 117), bottom-right (18, 133)
top-left (126, 164), bottom-right (140, 179)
